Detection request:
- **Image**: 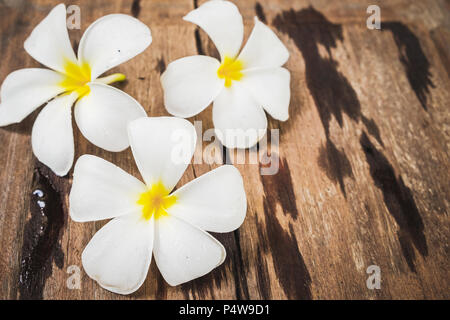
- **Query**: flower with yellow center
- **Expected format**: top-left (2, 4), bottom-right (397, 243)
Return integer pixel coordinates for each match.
top-left (69, 117), bottom-right (247, 294)
top-left (161, 0), bottom-right (291, 149)
top-left (0, 4), bottom-right (152, 176)
top-left (217, 56), bottom-right (244, 87)
top-left (59, 60), bottom-right (94, 97)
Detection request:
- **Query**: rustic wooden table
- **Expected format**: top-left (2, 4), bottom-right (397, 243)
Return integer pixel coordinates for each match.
top-left (0, 0), bottom-right (448, 300)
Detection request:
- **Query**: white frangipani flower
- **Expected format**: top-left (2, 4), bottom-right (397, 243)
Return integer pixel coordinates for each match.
top-left (0, 4), bottom-right (152, 176)
top-left (161, 0), bottom-right (290, 149)
top-left (69, 117), bottom-right (247, 294)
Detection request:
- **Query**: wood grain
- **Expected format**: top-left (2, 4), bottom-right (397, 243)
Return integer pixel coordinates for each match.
top-left (0, 0), bottom-right (448, 299)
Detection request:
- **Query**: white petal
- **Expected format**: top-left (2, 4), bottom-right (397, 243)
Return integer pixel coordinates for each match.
top-left (70, 155), bottom-right (147, 222)
top-left (213, 85), bottom-right (267, 149)
top-left (153, 215), bottom-right (225, 286)
top-left (24, 4), bottom-right (77, 73)
top-left (183, 0), bottom-right (243, 59)
top-left (238, 17), bottom-right (289, 70)
top-left (0, 68), bottom-right (65, 126)
top-left (31, 92), bottom-right (77, 176)
top-left (128, 117), bottom-right (196, 191)
top-left (168, 165), bottom-right (247, 232)
top-left (161, 55), bottom-right (224, 118)
top-left (78, 14), bottom-right (152, 79)
top-left (74, 83), bottom-right (147, 152)
top-left (82, 213), bottom-right (154, 295)
top-left (241, 67), bottom-right (290, 121)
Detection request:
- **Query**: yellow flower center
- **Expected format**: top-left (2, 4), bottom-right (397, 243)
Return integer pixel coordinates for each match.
top-left (59, 59), bottom-right (92, 97)
top-left (59, 58), bottom-right (126, 98)
top-left (137, 181), bottom-right (177, 220)
top-left (217, 56), bottom-right (244, 87)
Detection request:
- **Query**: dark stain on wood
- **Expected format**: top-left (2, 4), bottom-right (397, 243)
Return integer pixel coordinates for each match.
top-left (131, 0), bottom-right (141, 18)
top-left (382, 22), bottom-right (434, 111)
top-left (360, 132), bottom-right (428, 271)
top-left (156, 56), bottom-right (166, 74)
top-left (210, 232), bottom-right (232, 292)
top-left (258, 156), bottom-right (310, 298)
top-left (273, 7), bottom-right (353, 135)
top-left (18, 164), bottom-right (65, 299)
top-left (194, 29), bottom-right (221, 61)
top-left (179, 270), bottom-right (213, 299)
top-left (397, 230), bottom-right (418, 272)
top-left (361, 115), bottom-right (384, 147)
top-left (272, 7), bottom-right (385, 195)
top-left (192, 1), bottom-right (203, 57)
top-left (430, 28), bottom-right (450, 78)
top-left (231, 230), bottom-right (250, 299)
top-left (0, 7), bottom-right (29, 48)
top-left (0, 0), bottom-right (448, 300)
top-left (254, 2), bottom-right (267, 24)
top-left (71, 40), bottom-right (78, 55)
top-left (262, 198), bottom-right (311, 299)
top-left (260, 157), bottom-right (298, 219)
top-left (180, 232), bottom-right (245, 299)
top-left (192, 10), bottom-right (220, 60)
top-left (222, 145), bottom-right (230, 165)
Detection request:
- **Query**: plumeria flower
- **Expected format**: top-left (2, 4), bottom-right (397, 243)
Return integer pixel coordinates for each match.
top-left (69, 117), bottom-right (247, 294)
top-left (0, 4), bottom-right (152, 176)
top-left (161, 0), bottom-right (290, 149)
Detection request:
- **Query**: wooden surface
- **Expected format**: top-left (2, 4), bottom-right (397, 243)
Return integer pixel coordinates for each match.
top-left (0, 0), bottom-right (449, 300)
